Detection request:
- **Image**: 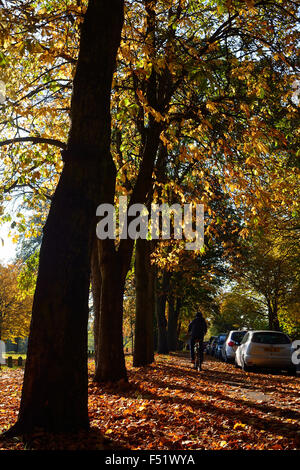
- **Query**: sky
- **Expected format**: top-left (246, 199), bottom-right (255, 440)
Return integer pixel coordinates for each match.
top-left (0, 222), bottom-right (17, 265)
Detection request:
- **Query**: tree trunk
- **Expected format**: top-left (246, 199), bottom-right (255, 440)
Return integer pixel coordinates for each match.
top-left (176, 298), bottom-right (182, 341)
top-left (16, 160), bottom-right (98, 432)
top-left (267, 299), bottom-right (280, 331)
top-left (93, 82), bottom-right (162, 381)
top-left (153, 303), bottom-right (158, 351)
top-left (133, 239), bottom-right (155, 367)
top-left (93, 109), bottom-right (161, 381)
top-left (93, 0), bottom-right (172, 381)
top-left (167, 296), bottom-right (181, 351)
top-left (4, 0), bottom-right (124, 436)
top-left (91, 239), bottom-right (101, 370)
top-left (167, 295), bottom-right (176, 351)
top-left (156, 271), bottom-right (170, 354)
top-left (94, 240), bottom-right (127, 382)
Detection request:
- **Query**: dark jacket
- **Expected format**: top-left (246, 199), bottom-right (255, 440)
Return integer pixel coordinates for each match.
top-left (188, 314), bottom-right (207, 339)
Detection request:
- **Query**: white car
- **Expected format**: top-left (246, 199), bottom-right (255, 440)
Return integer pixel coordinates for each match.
top-left (221, 330), bottom-right (247, 363)
top-left (235, 330), bottom-right (296, 374)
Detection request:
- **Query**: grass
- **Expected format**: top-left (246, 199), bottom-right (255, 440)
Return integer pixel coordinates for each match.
top-left (3, 353), bottom-right (26, 360)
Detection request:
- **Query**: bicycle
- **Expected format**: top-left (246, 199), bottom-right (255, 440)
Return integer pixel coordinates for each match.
top-left (194, 340), bottom-right (204, 371)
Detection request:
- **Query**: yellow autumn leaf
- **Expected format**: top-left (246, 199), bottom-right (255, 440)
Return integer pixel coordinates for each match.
top-left (240, 103), bottom-right (250, 118)
top-left (233, 422), bottom-right (247, 429)
top-left (206, 101), bottom-right (218, 113)
top-left (256, 141), bottom-right (269, 154)
top-left (105, 429), bottom-right (114, 435)
top-left (137, 404), bottom-right (147, 412)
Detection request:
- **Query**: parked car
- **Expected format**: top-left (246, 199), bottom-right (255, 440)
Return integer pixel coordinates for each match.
top-left (214, 333), bottom-right (227, 359)
top-left (221, 330), bottom-right (247, 363)
top-left (206, 336), bottom-right (217, 355)
top-left (209, 337), bottom-right (219, 356)
top-left (235, 330), bottom-right (296, 374)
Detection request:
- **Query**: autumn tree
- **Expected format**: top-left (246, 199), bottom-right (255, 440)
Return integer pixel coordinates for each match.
top-left (148, 161), bottom-right (244, 353)
top-left (0, 1), bottom-right (77, 223)
top-left (1, 0), bottom-right (124, 437)
top-left (0, 263), bottom-right (32, 342)
top-left (0, 0), bottom-right (298, 429)
top-left (213, 288), bottom-right (268, 333)
top-left (92, 0), bottom-right (172, 381)
top-left (231, 230), bottom-right (300, 330)
top-left (278, 297), bottom-right (300, 340)
top-left (106, 0), bottom-right (299, 373)
top-left (1, 0), bottom-right (298, 381)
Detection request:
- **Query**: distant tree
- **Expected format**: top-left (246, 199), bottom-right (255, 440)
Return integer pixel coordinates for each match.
top-left (232, 233), bottom-right (300, 330)
top-left (0, 263), bottom-right (32, 342)
top-left (214, 289), bottom-right (268, 333)
top-left (279, 304), bottom-right (300, 340)
top-left (278, 283), bottom-right (300, 339)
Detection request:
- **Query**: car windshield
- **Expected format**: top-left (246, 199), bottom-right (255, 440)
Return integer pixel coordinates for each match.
top-left (218, 335), bottom-right (226, 344)
top-left (251, 332), bottom-right (291, 345)
top-left (231, 331), bottom-right (247, 342)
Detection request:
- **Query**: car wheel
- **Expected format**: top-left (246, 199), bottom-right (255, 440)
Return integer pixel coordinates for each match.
top-left (242, 355), bottom-right (252, 372)
top-left (287, 367), bottom-right (296, 376)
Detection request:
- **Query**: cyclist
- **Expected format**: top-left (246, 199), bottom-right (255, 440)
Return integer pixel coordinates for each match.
top-left (188, 312), bottom-right (207, 369)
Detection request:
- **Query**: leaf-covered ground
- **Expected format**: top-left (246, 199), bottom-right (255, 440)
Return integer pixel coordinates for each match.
top-left (0, 353), bottom-right (299, 450)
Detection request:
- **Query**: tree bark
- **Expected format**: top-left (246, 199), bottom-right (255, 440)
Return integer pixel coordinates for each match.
top-left (167, 295), bottom-right (181, 351)
top-left (94, 116), bottom-right (161, 381)
top-left (94, 239), bottom-right (127, 382)
top-left (4, 0), bottom-right (124, 436)
top-left (133, 239), bottom-right (155, 367)
top-left (93, 128), bottom-right (163, 377)
top-left (267, 298), bottom-right (280, 331)
top-left (93, 0), bottom-right (173, 381)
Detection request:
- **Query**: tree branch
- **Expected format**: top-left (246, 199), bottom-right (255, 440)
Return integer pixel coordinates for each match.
top-left (0, 137), bottom-right (66, 150)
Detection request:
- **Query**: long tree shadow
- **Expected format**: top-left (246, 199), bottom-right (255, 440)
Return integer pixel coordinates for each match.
top-left (160, 358), bottom-right (300, 399)
top-left (202, 365), bottom-right (300, 399)
top-left (141, 371), bottom-right (300, 422)
top-left (93, 378), bottom-right (298, 446)
top-left (151, 358), bottom-right (300, 419)
top-left (1, 427), bottom-right (130, 451)
top-left (90, 363), bottom-right (299, 445)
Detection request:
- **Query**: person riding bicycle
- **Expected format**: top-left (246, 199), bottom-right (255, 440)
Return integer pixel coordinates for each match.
top-left (188, 312), bottom-right (207, 367)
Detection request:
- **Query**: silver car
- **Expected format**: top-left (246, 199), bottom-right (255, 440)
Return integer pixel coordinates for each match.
top-left (221, 330), bottom-right (247, 363)
top-left (235, 330), bottom-right (296, 374)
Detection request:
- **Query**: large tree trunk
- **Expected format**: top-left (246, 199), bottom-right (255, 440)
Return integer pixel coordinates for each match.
top-left (133, 239), bottom-right (155, 367)
top-left (93, 79), bottom-right (162, 382)
top-left (16, 161), bottom-right (100, 433)
top-left (94, 240), bottom-right (127, 382)
top-left (94, 112), bottom-right (161, 380)
top-left (93, 0), bottom-right (173, 382)
top-left (3, 0), bottom-right (124, 436)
